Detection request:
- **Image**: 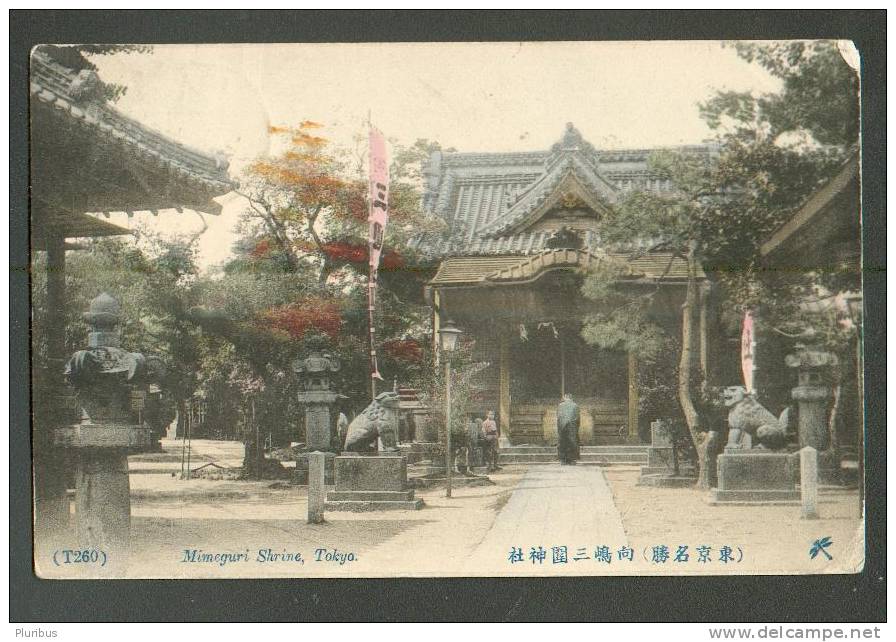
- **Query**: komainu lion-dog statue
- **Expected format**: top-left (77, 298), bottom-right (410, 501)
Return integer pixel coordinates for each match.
top-left (343, 391), bottom-right (401, 453)
top-left (722, 385), bottom-right (790, 451)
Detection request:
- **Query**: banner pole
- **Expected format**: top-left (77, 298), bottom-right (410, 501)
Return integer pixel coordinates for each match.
top-left (366, 120), bottom-right (388, 403)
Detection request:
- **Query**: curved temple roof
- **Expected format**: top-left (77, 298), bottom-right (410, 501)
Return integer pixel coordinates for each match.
top-left (30, 48), bottom-right (236, 243)
top-left (412, 123), bottom-right (716, 259)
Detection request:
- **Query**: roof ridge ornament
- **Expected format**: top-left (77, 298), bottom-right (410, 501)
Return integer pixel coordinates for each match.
top-left (550, 122), bottom-right (598, 157)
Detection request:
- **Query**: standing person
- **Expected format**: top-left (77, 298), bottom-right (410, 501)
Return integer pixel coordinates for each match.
top-left (482, 410), bottom-right (501, 472)
top-left (557, 394), bottom-right (580, 465)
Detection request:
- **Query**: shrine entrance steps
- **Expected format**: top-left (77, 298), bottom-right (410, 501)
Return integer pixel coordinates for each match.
top-left (499, 444), bottom-right (648, 466)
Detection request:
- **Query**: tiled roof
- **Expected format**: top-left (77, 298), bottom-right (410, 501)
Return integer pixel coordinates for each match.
top-left (430, 249), bottom-right (696, 286)
top-left (412, 123), bottom-right (716, 259)
top-left (30, 49), bottom-right (235, 216)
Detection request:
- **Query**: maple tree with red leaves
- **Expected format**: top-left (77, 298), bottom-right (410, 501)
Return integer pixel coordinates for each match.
top-left (321, 240), bottom-right (404, 270)
top-left (235, 121), bottom-right (437, 285)
top-left (382, 338), bottom-right (424, 363)
top-left (258, 297), bottom-right (343, 340)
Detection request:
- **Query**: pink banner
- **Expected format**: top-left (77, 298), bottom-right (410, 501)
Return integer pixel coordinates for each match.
top-left (367, 127), bottom-right (389, 385)
top-left (741, 310), bottom-right (755, 393)
top-left (368, 127), bottom-right (389, 274)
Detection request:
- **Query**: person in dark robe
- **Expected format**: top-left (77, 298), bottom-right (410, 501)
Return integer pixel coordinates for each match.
top-left (557, 394), bottom-right (580, 465)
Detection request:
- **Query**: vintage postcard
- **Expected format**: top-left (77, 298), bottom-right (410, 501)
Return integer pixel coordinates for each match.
top-left (30, 40), bottom-right (865, 579)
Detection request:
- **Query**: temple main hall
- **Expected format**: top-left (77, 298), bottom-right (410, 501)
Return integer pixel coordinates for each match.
top-left (412, 124), bottom-right (714, 445)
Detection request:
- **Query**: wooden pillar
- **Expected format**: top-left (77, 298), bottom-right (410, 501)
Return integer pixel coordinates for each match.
top-left (498, 331), bottom-right (511, 438)
top-left (34, 232), bottom-right (71, 554)
top-left (627, 351), bottom-right (639, 443)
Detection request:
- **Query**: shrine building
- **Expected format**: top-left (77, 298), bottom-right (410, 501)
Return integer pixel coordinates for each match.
top-left (412, 124), bottom-right (715, 446)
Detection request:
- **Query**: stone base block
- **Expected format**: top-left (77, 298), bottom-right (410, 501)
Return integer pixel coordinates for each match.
top-left (708, 489), bottom-right (801, 505)
top-left (333, 454), bottom-right (408, 492)
top-left (717, 451), bottom-right (797, 491)
top-left (324, 454), bottom-right (424, 511)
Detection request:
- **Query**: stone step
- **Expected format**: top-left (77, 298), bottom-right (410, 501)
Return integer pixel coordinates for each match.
top-left (499, 453), bottom-right (648, 465)
top-left (500, 445), bottom-right (648, 454)
top-left (326, 490), bottom-right (416, 502)
top-left (324, 499), bottom-right (424, 511)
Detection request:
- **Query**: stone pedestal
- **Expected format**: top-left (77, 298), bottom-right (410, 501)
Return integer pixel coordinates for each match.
top-left (296, 390), bottom-right (339, 451)
top-left (710, 451), bottom-right (799, 504)
top-left (325, 454), bottom-right (423, 511)
top-left (792, 384), bottom-right (831, 451)
top-left (75, 451), bottom-right (131, 552)
top-left (55, 422), bottom-right (150, 573)
top-left (791, 385), bottom-right (841, 485)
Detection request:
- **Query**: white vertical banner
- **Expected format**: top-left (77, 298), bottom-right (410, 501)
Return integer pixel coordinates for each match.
top-left (741, 310), bottom-right (755, 393)
top-left (367, 126), bottom-right (389, 386)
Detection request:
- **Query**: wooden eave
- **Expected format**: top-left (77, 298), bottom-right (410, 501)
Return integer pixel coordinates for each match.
top-left (428, 250), bottom-right (698, 289)
top-left (760, 154), bottom-right (860, 261)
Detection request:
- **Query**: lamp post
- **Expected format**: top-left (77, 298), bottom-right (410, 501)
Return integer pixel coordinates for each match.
top-left (438, 320), bottom-right (463, 498)
top-left (845, 293), bottom-right (864, 518)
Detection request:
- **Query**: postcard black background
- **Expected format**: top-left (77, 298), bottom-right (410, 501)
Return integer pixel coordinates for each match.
top-left (9, 9), bottom-right (886, 623)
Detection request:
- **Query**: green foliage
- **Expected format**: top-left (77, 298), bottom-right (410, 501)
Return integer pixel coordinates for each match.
top-left (636, 335), bottom-right (683, 423)
top-left (580, 39), bottom-right (859, 457)
top-left (174, 124), bottom-right (442, 441)
top-left (391, 138), bottom-right (456, 183)
top-left (413, 341), bottom-right (488, 446)
top-left (701, 41), bottom-right (859, 147)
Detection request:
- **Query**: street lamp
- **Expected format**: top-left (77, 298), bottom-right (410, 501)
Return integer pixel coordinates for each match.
top-left (438, 319), bottom-right (463, 498)
top-left (844, 293), bottom-right (864, 518)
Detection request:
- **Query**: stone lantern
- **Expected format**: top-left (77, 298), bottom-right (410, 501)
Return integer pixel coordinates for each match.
top-left (58, 293), bottom-right (163, 570)
top-left (292, 350), bottom-right (341, 449)
top-left (785, 342), bottom-right (838, 452)
top-left (292, 350), bottom-right (342, 484)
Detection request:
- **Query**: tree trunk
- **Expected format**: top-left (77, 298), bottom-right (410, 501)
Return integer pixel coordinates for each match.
top-left (175, 398), bottom-right (187, 440)
top-left (678, 241), bottom-right (710, 487)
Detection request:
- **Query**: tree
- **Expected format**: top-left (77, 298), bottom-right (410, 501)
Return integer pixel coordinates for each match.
top-left (701, 41), bottom-right (859, 148)
top-left (235, 123), bottom-right (442, 285)
top-left (177, 123), bottom-right (442, 474)
top-left (581, 40), bottom-right (859, 486)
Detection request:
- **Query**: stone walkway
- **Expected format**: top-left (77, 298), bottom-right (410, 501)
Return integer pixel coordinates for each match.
top-left (463, 464), bottom-right (629, 574)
